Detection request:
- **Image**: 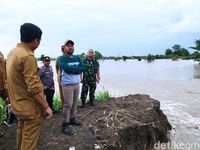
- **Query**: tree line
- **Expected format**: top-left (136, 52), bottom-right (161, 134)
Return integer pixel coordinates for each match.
top-left (38, 39), bottom-right (200, 61)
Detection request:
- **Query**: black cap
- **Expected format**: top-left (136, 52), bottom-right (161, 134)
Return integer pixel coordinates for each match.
top-left (64, 39), bottom-right (74, 46)
top-left (20, 23), bottom-right (42, 43)
top-left (43, 56), bottom-right (50, 61)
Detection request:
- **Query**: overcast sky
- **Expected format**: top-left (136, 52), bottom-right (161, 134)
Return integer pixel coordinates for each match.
top-left (0, 0), bottom-right (200, 58)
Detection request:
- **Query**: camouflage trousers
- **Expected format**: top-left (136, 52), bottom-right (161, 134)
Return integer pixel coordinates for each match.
top-left (81, 81), bottom-right (96, 103)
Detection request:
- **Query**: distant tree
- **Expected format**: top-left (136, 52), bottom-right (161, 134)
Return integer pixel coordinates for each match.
top-left (122, 56), bottom-right (128, 61)
top-left (94, 51), bottom-right (103, 60)
top-left (147, 54), bottom-right (155, 62)
top-left (39, 54), bottom-right (44, 61)
top-left (181, 48), bottom-right (190, 56)
top-left (172, 44), bottom-right (181, 51)
top-left (172, 44), bottom-right (182, 56)
top-left (190, 39), bottom-right (200, 50)
top-left (191, 51), bottom-right (200, 59)
top-left (78, 53), bottom-right (86, 60)
top-left (172, 55), bottom-right (178, 61)
top-left (165, 48), bottom-right (173, 55)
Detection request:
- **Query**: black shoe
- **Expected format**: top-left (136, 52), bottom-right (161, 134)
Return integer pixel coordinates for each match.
top-left (4, 121), bottom-right (15, 127)
top-left (70, 117), bottom-right (82, 126)
top-left (89, 101), bottom-right (95, 106)
top-left (53, 109), bottom-right (57, 113)
top-left (80, 103), bottom-right (85, 108)
top-left (4, 113), bottom-right (17, 127)
top-left (62, 122), bottom-right (74, 135)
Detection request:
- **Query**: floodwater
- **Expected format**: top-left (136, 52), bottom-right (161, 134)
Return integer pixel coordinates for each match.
top-left (39, 59), bottom-right (200, 149)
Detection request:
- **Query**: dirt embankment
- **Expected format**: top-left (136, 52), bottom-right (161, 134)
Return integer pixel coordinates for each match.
top-left (0, 94), bottom-right (172, 150)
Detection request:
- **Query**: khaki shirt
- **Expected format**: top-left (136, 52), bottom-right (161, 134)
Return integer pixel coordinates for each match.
top-left (0, 51), bottom-right (7, 91)
top-left (6, 43), bottom-right (43, 117)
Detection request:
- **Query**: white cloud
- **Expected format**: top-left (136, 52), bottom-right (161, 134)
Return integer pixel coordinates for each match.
top-left (0, 0), bottom-right (200, 56)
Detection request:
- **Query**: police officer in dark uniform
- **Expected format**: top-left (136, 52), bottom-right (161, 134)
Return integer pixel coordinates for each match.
top-left (80, 49), bottom-right (100, 108)
top-left (39, 56), bottom-right (55, 111)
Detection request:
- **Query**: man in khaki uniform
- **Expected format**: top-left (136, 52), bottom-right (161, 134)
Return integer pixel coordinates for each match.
top-left (0, 51), bottom-right (8, 101)
top-left (0, 51), bottom-right (16, 126)
top-left (6, 23), bottom-right (53, 150)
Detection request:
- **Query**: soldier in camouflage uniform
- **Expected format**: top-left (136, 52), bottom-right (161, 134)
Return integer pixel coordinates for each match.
top-left (80, 49), bottom-right (100, 108)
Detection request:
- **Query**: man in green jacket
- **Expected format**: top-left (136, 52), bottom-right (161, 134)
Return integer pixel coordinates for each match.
top-left (59, 39), bottom-right (85, 135)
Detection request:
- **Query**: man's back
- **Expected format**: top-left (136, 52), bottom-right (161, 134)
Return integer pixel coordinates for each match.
top-left (6, 43), bottom-right (43, 117)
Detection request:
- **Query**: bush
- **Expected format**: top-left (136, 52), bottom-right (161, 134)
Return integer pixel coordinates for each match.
top-left (172, 56), bottom-right (178, 61)
top-left (95, 90), bottom-right (111, 101)
top-left (53, 94), bottom-right (62, 111)
top-left (0, 98), bottom-right (6, 123)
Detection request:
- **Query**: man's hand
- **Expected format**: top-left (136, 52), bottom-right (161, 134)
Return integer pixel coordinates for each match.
top-left (96, 79), bottom-right (100, 84)
top-left (96, 77), bottom-right (100, 84)
top-left (5, 97), bottom-right (10, 103)
top-left (45, 106), bottom-right (53, 119)
top-left (80, 75), bottom-right (83, 83)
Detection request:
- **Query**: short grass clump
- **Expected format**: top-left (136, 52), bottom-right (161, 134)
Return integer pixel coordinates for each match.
top-left (0, 98), bottom-right (6, 123)
top-left (95, 90), bottom-right (111, 101)
top-left (53, 94), bottom-right (62, 111)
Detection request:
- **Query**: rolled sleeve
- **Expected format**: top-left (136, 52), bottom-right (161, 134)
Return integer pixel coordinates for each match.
top-left (22, 56), bottom-right (43, 95)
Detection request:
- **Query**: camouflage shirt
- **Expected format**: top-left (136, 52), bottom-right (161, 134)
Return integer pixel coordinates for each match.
top-left (82, 57), bottom-right (99, 82)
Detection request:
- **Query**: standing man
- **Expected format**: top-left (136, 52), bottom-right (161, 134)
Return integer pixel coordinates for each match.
top-left (59, 39), bottom-right (85, 135)
top-left (0, 51), bottom-right (16, 126)
top-left (0, 51), bottom-right (8, 102)
top-left (39, 56), bottom-right (55, 111)
top-left (6, 23), bottom-right (53, 150)
top-left (55, 45), bottom-right (65, 108)
top-left (80, 49), bottom-right (100, 108)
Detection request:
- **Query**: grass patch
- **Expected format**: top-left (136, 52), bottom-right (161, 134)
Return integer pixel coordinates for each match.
top-left (53, 94), bottom-right (62, 111)
top-left (0, 98), bottom-right (6, 123)
top-left (95, 90), bottom-right (111, 101)
top-left (172, 56), bottom-right (178, 61)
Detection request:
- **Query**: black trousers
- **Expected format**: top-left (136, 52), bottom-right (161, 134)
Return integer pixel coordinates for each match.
top-left (81, 82), bottom-right (96, 103)
top-left (44, 89), bottom-right (55, 110)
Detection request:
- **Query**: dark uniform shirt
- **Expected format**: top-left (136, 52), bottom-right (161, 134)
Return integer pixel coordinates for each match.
top-left (39, 65), bottom-right (54, 90)
top-left (83, 57), bottom-right (99, 82)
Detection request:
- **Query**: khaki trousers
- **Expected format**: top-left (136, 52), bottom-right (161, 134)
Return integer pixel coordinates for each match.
top-left (17, 106), bottom-right (43, 150)
top-left (62, 84), bottom-right (79, 122)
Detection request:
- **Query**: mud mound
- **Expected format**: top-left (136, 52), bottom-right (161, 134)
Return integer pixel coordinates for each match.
top-left (0, 94), bottom-right (171, 150)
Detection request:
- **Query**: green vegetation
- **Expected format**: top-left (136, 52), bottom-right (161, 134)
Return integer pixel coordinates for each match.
top-left (77, 50), bottom-right (103, 60)
top-left (78, 53), bottom-right (86, 60)
top-left (146, 54), bottom-right (155, 62)
top-left (190, 39), bottom-right (200, 50)
top-left (0, 98), bottom-right (6, 123)
top-left (103, 43), bottom-right (200, 61)
top-left (172, 55), bottom-right (178, 61)
top-left (94, 51), bottom-right (103, 60)
top-left (53, 94), bottom-right (62, 111)
top-left (165, 44), bottom-right (190, 58)
top-left (95, 90), bottom-right (111, 101)
top-left (37, 54), bottom-right (57, 61)
top-left (37, 39), bottom-right (200, 62)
